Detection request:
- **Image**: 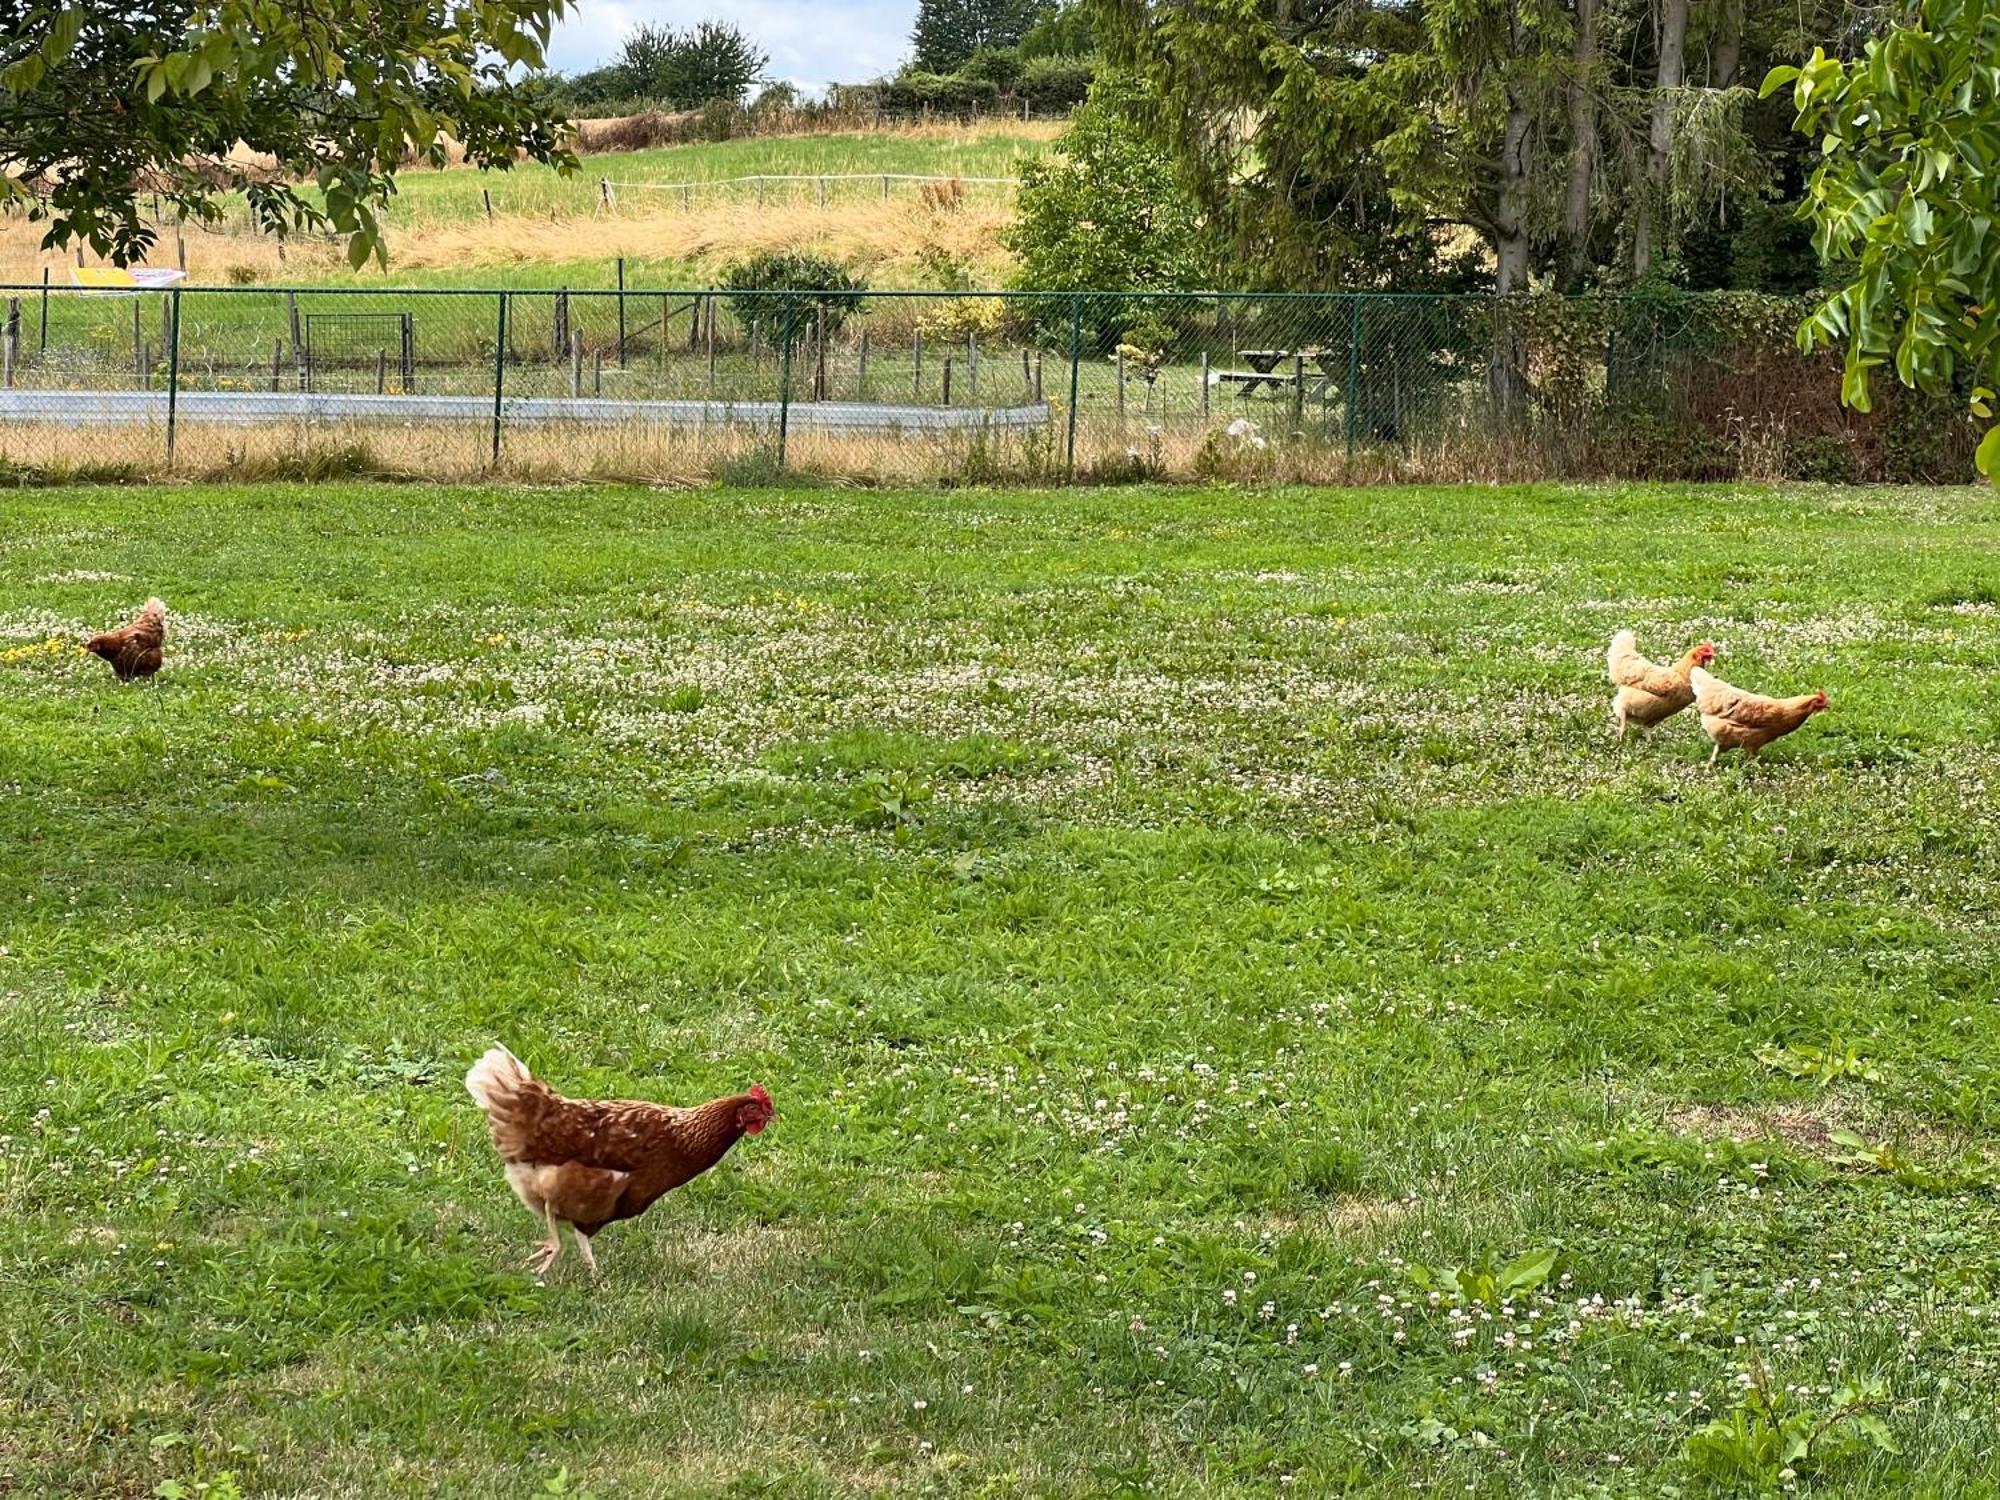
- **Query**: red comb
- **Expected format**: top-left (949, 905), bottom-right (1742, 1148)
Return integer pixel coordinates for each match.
top-left (749, 1083), bottom-right (772, 1106)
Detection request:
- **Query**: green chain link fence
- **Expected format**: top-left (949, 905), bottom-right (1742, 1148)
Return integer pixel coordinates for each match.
top-left (0, 285), bottom-right (1975, 485)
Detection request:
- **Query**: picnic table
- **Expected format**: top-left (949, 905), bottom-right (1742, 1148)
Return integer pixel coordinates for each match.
top-left (1214, 348), bottom-right (1338, 402)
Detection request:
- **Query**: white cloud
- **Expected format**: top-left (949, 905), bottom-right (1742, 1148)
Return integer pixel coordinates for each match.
top-left (547, 0), bottom-right (918, 94)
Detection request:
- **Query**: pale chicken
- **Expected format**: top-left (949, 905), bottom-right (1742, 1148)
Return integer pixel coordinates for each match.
top-left (1690, 666), bottom-right (1830, 765)
top-left (1606, 630), bottom-right (1716, 738)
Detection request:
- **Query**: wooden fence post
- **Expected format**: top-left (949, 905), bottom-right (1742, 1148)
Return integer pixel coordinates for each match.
top-left (913, 327), bottom-right (923, 395)
top-left (857, 328), bottom-right (870, 394)
top-left (1201, 352), bottom-right (1211, 416)
top-left (376, 348), bottom-right (387, 394)
top-left (570, 329), bottom-right (583, 397)
top-left (942, 354), bottom-right (953, 406)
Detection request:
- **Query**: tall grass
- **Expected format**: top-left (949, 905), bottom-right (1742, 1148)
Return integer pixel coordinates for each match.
top-left (0, 124), bottom-right (1053, 289)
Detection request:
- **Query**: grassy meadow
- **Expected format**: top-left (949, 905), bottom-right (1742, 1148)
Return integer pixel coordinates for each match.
top-left (0, 123), bottom-right (1053, 293)
top-left (2, 480), bottom-right (1999, 1497)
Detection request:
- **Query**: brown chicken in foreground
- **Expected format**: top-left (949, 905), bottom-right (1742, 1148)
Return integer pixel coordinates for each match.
top-left (1690, 666), bottom-right (1829, 765)
top-left (84, 597), bottom-right (166, 681)
top-left (1606, 629), bottom-right (1716, 738)
top-left (465, 1045), bottom-right (773, 1278)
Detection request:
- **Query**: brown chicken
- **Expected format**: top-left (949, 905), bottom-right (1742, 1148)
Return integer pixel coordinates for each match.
top-left (84, 597), bottom-right (166, 681)
top-left (465, 1045), bottom-right (773, 1277)
top-left (1606, 629), bottom-right (1716, 738)
top-left (1690, 666), bottom-right (1829, 765)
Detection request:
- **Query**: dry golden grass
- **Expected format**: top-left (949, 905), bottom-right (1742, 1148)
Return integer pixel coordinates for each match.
top-left (0, 120), bottom-right (1052, 287)
top-left (0, 408), bottom-right (1659, 489)
top-left (391, 195), bottom-right (1020, 284)
top-left (0, 196), bottom-right (1019, 287)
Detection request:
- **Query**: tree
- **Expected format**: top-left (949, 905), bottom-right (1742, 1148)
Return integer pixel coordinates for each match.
top-left (912, 0), bottom-right (1053, 74)
top-left (664, 21), bottom-right (769, 108)
top-left (0, 0), bottom-right (574, 268)
top-left (1084, 0), bottom-right (1545, 291)
top-left (1019, 3), bottom-right (1095, 58)
top-left (614, 21), bottom-right (766, 108)
top-left (1003, 73), bottom-right (1215, 343)
top-left (1767, 0), bottom-right (2000, 473)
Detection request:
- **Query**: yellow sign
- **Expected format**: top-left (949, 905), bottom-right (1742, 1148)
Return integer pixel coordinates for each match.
top-left (71, 267), bottom-right (187, 293)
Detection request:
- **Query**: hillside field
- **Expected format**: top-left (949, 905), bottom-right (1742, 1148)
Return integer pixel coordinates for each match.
top-left (3, 480), bottom-right (1999, 1497)
top-left (0, 123), bottom-right (1057, 294)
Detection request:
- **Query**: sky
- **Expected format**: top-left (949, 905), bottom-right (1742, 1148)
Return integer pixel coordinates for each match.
top-left (547, 0), bottom-right (920, 94)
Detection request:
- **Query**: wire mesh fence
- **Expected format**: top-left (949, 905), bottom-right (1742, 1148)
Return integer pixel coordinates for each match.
top-left (0, 285), bottom-right (1975, 485)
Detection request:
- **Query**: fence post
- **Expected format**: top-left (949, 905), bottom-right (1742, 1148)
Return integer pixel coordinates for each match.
top-left (776, 303), bottom-right (796, 470)
top-left (616, 257), bottom-right (627, 368)
top-left (38, 267), bottom-right (48, 354)
top-left (491, 293), bottom-right (508, 467)
top-left (570, 329), bottom-right (583, 398)
top-left (858, 328), bottom-right (870, 395)
top-left (165, 289), bottom-right (181, 467)
top-left (4, 299), bottom-right (18, 388)
top-left (1344, 295), bottom-right (1363, 458)
top-left (1064, 295), bottom-right (1083, 479)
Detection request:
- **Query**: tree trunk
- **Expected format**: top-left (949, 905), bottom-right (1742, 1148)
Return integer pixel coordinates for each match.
top-left (1490, 89), bottom-right (1533, 414)
top-left (1713, 0), bottom-right (1745, 88)
top-left (1634, 0), bottom-right (1691, 279)
top-left (1560, 0), bottom-right (1600, 292)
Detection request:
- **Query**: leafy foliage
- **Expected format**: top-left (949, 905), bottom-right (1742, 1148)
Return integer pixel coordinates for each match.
top-left (912, 0), bottom-right (1055, 74)
top-left (551, 22), bottom-right (766, 111)
top-left (719, 251), bottom-right (868, 344)
top-left (0, 0), bottom-right (576, 268)
top-left (1086, 0), bottom-right (1858, 292)
top-left (1004, 73), bottom-right (1214, 342)
top-left (1766, 0), bottom-right (2000, 474)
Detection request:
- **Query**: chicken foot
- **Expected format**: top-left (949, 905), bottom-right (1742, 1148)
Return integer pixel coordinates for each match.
top-left (573, 1229), bottom-right (600, 1280)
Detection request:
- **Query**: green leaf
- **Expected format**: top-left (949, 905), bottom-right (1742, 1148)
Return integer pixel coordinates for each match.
top-left (5, 53), bottom-right (48, 93)
top-left (1759, 64), bottom-right (1801, 99)
top-left (1496, 1246), bottom-right (1557, 1294)
top-left (346, 231), bottom-right (373, 270)
top-left (42, 7), bottom-right (84, 63)
top-left (1975, 424), bottom-right (2000, 478)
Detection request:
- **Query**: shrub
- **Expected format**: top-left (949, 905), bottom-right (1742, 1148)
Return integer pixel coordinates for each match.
top-left (880, 73), bottom-right (1003, 114)
top-left (1017, 56), bottom-right (1094, 108)
top-left (917, 296), bottom-right (1006, 344)
top-left (957, 46), bottom-right (1023, 90)
top-left (720, 252), bottom-right (868, 346)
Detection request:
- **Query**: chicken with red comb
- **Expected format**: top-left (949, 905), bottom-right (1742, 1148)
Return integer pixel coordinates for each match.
top-left (465, 1046), bottom-right (774, 1277)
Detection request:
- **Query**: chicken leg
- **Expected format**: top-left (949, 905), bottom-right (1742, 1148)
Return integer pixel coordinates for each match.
top-left (573, 1228), bottom-right (600, 1280)
top-left (528, 1203), bottom-right (563, 1275)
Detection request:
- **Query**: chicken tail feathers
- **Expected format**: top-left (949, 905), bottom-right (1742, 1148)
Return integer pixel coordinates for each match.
top-left (465, 1045), bottom-right (550, 1160)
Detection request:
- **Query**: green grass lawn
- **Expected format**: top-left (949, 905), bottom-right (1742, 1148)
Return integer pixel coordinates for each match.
top-left (3, 481), bottom-right (1998, 1498)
